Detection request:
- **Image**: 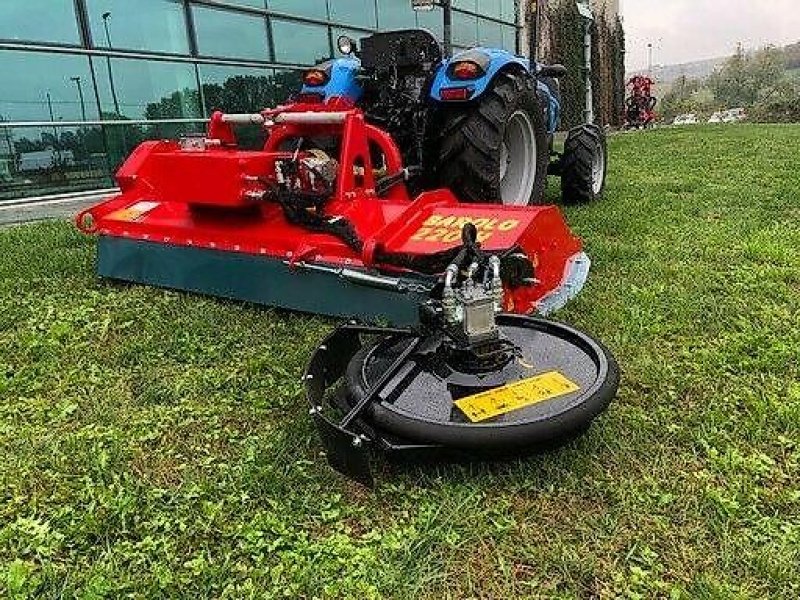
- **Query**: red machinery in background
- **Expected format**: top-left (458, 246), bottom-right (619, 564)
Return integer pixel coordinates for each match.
top-left (625, 75), bottom-right (658, 129)
top-left (77, 101), bottom-right (617, 484)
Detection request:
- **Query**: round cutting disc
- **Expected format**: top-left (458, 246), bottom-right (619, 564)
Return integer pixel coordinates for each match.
top-left (345, 315), bottom-right (619, 451)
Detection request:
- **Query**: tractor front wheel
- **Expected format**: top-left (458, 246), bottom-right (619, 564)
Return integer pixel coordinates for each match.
top-left (432, 71), bottom-right (548, 206)
top-left (560, 124), bottom-right (608, 204)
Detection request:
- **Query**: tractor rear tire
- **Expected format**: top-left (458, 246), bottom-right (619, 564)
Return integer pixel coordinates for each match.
top-left (561, 124), bottom-right (607, 204)
top-left (432, 71), bottom-right (549, 206)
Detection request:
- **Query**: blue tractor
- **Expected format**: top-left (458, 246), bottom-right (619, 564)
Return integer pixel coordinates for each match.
top-left (297, 24), bottom-right (607, 206)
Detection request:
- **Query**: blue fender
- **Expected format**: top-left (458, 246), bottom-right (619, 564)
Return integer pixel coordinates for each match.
top-left (300, 58), bottom-right (363, 103)
top-left (429, 48), bottom-right (531, 101)
top-left (536, 79), bottom-right (562, 133)
top-left (430, 49), bottom-right (561, 134)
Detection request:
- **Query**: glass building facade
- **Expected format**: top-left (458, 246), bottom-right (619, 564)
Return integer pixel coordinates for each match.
top-left (0, 1), bottom-right (519, 201)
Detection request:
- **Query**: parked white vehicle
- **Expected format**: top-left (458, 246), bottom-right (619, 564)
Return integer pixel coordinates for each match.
top-left (722, 108), bottom-right (747, 123)
top-left (673, 113), bottom-right (699, 125)
top-left (708, 112), bottom-right (724, 123)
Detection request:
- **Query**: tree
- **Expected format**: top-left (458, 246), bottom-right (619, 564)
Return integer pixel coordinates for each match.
top-left (659, 75), bottom-right (702, 119)
top-left (750, 77), bottom-right (800, 122)
top-left (708, 45), bottom-right (785, 107)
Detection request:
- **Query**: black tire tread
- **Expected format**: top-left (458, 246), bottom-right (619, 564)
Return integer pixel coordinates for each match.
top-left (561, 124), bottom-right (607, 204)
top-left (431, 71), bottom-right (549, 205)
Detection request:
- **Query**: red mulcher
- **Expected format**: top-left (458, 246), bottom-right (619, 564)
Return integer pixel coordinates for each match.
top-left (78, 101), bottom-right (618, 484)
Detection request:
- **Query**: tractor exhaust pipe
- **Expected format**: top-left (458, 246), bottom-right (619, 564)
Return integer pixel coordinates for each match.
top-left (412, 0), bottom-right (452, 57)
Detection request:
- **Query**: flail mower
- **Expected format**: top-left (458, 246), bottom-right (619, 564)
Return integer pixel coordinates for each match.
top-left (77, 29), bottom-right (619, 485)
top-left (624, 75), bottom-right (658, 129)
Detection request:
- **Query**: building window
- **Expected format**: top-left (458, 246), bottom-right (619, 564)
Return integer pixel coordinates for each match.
top-left (199, 64), bottom-right (298, 114)
top-left (478, 0), bottom-right (504, 18)
top-left (415, 7), bottom-right (444, 39)
top-left (377, 0), bottom-right (417, 30)
top-left (94, 58), bottom-right (201, 120)
top-left (85, 0), bottom-right (190, 55)
top-left (452, 11), bottom-right (478, 47)
top-left (478, 18), bottom-right (504, 48)
top-left (0, 1), bottom-right (81, 45)
top-left (0, 0), bottom-right (522, 201)
top-left (0, 124), bottom-right (113, 202)
top-left (452, 0), bottom-right (476, 11)
top-left (0, 51), bottom-right (98, 122)
top-left (502, 24), bottom-right (517, 51)
top-left (267, 0), bottom-right (328, 21)
top-left (329, 0), bottom-right (377, 30)
top-left (0, 50), bottom-right (109, 201)
top-left (192, 5), bottom-right (271, 61)
top-left (267, 0), bottom-right (327, 20)
top-left (501, 0), bottom-right (517, 23)
top-left (270, 18), bottom-right (331, 65)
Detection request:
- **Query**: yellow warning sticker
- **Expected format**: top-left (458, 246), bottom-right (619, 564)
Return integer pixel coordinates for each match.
top-left (455, 371), bottom-right (580, 423)
top-left (107, 201), bottom-right (160, 222)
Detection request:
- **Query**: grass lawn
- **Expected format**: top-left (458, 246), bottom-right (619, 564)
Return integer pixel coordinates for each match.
top-left (1, 124), bottom-right (799, 599)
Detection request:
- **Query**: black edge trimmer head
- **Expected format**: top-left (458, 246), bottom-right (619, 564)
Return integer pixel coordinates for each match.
top-left (304, 225), bottom-right (620, 486)
top-left (305, 316), bottom-right (620, 486)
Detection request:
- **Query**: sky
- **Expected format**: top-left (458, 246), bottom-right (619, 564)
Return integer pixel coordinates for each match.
top-left (621, 0), bottom-right (800, 71)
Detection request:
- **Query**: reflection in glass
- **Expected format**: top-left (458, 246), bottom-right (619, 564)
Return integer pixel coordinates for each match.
top-left (329, 0), bottom-right (377, 30)
top-left (267, 0), bottom-right (327, 20)
top-left (501, 0), bottom-right (517, 23)
top-left (477, 18), bottom-right (503, 48)
top-left (502, 25), bottom-right (517, 52)
top-left (452, 11), bottom-right (478, 47)
top-left (86, 0), bottom-right (189, 54)
top-left (452, 0), bottom-right (477, 11)
top-left (271, 19), bottom-right (331, 65)
top-left (192, 5), bottom-right (270, 61)
top-left (0, 125), bottom-right (113, 201)
top-left (0, 1), bottom-right (80, 45)
top-left (200, 64), bottom-right (278, 114)
top-left (95, 58), bottom-right (201, 120)
top-left (376, 0), bottom-right (417, 30)
top-left (476, 0), bottom-right (503, 19)
top-left (198, 65), bottom-right (301, 149)
top-left (0, 51), bottom-right (98, 122)
top-left (0, 0), bottom-right (520, 202)
top-left (415, 7), bottom-right (443, 40)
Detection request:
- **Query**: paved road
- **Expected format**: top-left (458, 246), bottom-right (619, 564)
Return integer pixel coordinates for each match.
top-left (0, 190), bottom-right (117, 227)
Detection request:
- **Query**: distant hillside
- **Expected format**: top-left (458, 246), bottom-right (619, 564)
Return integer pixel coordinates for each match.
top-left (627, 56), bottom-right (725, 86)
top-left (627, 40), bottom-right (800, 88)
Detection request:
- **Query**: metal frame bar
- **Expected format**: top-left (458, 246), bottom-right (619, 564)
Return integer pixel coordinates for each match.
top-left (339, 336), bottom-right (421, 430)
top-left (0, 41), bottom-right (309, 70)
top-left (0, 118), bottom-right (209, 129)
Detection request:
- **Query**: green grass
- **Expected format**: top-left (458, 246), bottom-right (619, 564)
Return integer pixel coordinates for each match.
top-left (1, 124), bottom-right (799, 599)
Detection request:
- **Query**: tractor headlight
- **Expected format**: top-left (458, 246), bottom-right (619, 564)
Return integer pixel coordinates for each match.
top-left (303, 69), bottom-right (329, 87)
top-left (337, 35), bottom-right (357, 56)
